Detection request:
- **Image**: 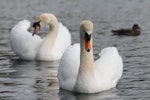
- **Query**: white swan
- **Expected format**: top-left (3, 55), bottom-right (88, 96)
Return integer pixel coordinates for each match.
top-left (58, 20), bottom-right (123, 93)
top-left (10, 13), bottom-right (71, 61)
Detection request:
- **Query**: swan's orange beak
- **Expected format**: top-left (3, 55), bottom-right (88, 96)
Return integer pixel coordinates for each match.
top-left (32, 21), bottom-right (41, 36)
top-left (85, 40), bottom-right (91, 52)
top-left (32, 25), bottom-right (40, 36)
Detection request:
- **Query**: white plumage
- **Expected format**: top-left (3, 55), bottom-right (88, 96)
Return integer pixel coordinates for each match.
top-left (10, 13), bottom-right (71, 61)
top-left (58, 20), bottom-right (123, 93)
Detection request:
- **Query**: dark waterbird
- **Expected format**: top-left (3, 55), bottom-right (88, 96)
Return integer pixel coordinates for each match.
top-left (111, 24), bottom-right (141, 36)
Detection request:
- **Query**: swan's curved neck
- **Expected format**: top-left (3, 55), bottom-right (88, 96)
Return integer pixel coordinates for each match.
top-left (74, 35), bottom-right (94, 92)
top-left (47, 23), bottom-right (58, 45)
top-left (42, 17), bottom-right (58, 47)
top-left (79, 37), bottom-right (94, 75)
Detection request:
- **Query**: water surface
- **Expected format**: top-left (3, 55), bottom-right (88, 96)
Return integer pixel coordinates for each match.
top-left (0, 0), bottom-right (150, 100)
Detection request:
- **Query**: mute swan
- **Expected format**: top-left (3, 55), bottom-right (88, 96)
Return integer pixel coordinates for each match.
top-left (10, 13), bottom-right (71, 61)
top-left (111, 24), bottom-right (141, 36)
top-left (58, 20), bottom-right (123, 93)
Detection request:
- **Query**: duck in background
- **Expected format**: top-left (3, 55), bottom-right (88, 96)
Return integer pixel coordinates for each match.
top-left (111, 24), bottom-right (141, 36)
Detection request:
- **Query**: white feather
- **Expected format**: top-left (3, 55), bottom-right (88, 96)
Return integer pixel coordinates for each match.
top-left (10, 20), bottom-right (71, 61)
top-left (58, 45), bottom-right (123, 93)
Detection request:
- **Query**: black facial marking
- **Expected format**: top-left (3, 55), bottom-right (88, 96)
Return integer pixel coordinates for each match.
top-left (84, 31), bottom-right (91, 41)
top-left (87, 49), bottom-right (90, 52)
top-left (33, 20), bottom-right (41, 28)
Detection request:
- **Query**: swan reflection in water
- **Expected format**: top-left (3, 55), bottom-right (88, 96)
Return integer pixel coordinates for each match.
top-left (5, 59), bottom-right (59, 100)
top-left (59, 88), bottom-right (124, 100)
top-left (6, 59), bottom-right (123, 100)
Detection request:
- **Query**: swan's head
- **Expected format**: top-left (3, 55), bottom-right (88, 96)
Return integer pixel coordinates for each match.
top-left (32, 13), bottom-right (58, 36)
top-left (80, 20), bottom-right (93, 52)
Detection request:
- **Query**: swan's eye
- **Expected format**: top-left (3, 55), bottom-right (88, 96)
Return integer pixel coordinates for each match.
top-left (33, 20), bottom-right (41, 28)
top-left (84, 31), bottom-right (91, 41)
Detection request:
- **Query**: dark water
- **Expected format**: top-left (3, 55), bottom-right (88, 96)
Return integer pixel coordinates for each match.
top-left (0, 0), bottom-right (150, 100)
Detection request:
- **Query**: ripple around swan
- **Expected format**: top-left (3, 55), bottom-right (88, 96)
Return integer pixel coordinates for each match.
top-left (0, 0), bottom-right (150, 100)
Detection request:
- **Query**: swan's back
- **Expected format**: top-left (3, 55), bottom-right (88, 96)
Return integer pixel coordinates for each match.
top-left (58, 44), bottom-right (80, 91)
top-left (10, 20), bottom-right (42, 60)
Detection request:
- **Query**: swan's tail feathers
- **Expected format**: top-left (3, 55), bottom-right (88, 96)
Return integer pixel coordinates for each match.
top-left (99, 47), bottom-right (119, 57)
top-left (95, 47), bottom-right (123, 88)
top-left (12, 20), bottom-right (31, 30)
top-left (97, 47), bottom-right (123, 74)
